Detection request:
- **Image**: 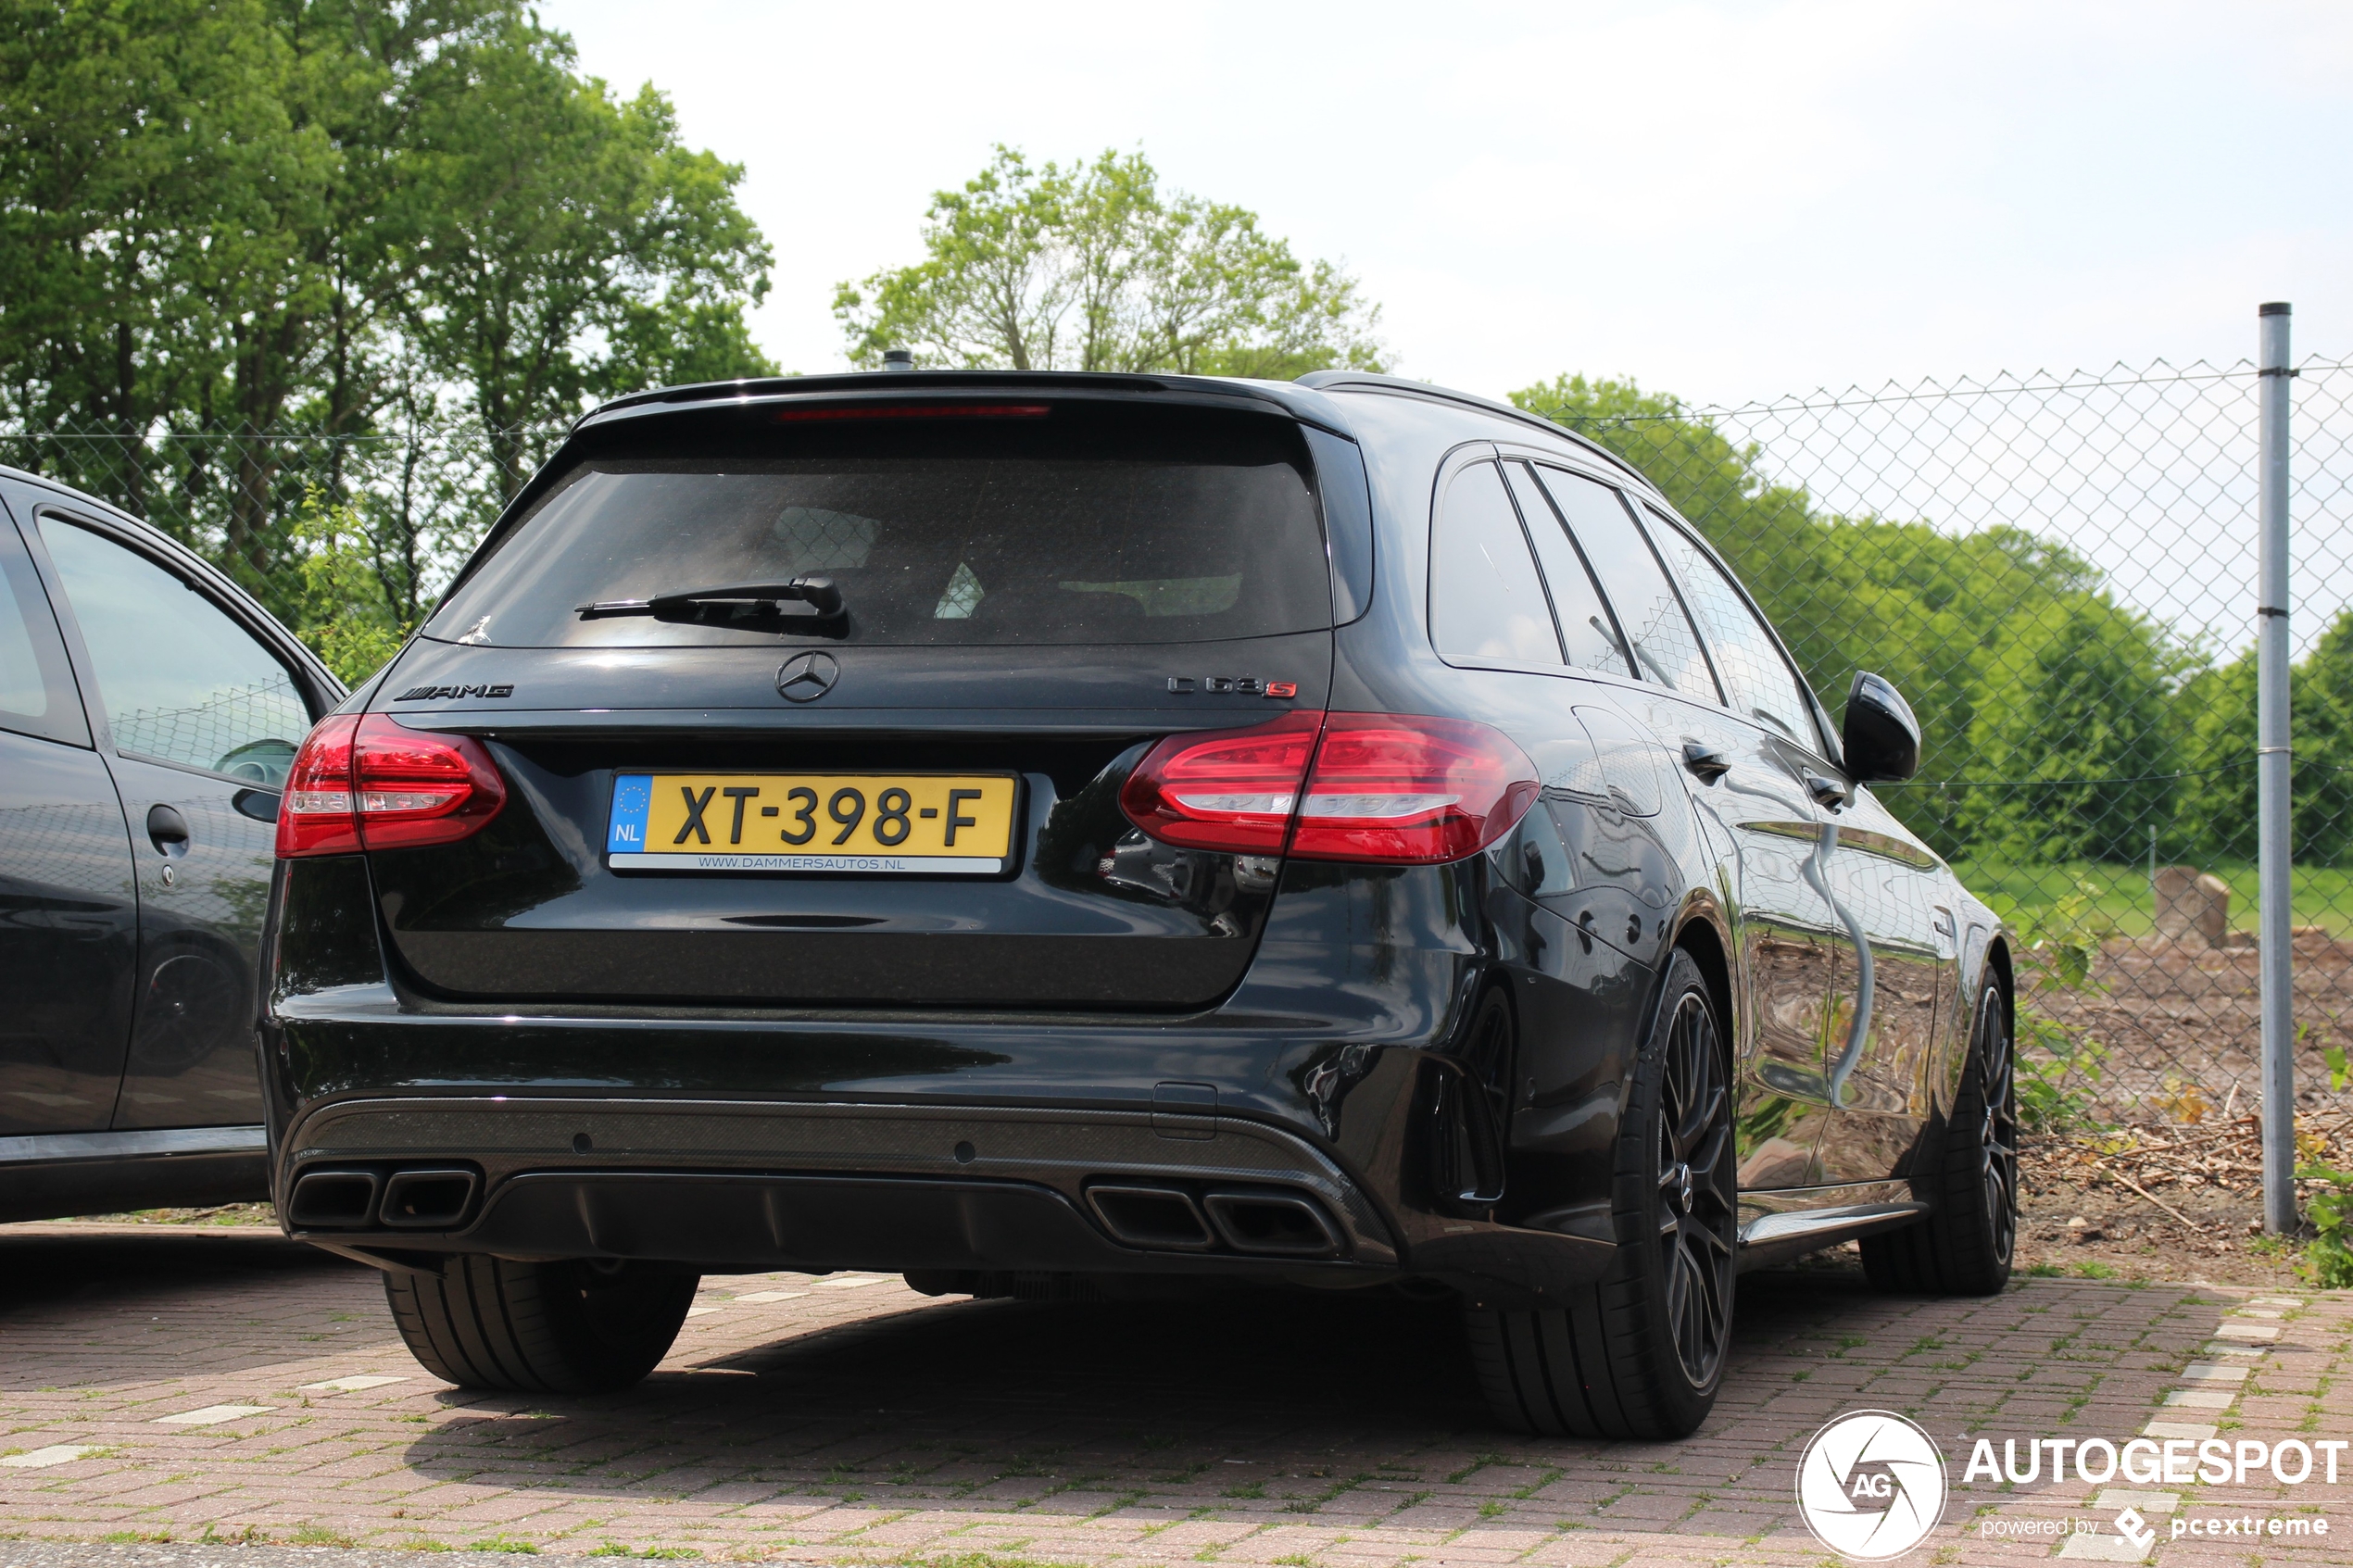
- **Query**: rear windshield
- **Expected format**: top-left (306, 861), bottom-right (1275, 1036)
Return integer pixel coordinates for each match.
top-left (422, 407), bottom-right (1332, 647)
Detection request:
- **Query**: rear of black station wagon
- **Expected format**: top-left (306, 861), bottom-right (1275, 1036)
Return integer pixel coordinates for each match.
top-left (262, 370), bottom-right (2015, 1439)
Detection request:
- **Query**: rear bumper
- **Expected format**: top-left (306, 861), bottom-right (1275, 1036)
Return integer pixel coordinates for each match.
top-left (261, 855), bottom-right (1629, 1298)
top-left (270, 1092), bottom-right (1619, 1298)
top-left (276, 1093), bottom-right (1399, 1273)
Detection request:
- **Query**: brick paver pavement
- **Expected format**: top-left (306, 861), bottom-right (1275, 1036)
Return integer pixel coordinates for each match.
top-left (2, 1223), bottom-right (2347, 1567)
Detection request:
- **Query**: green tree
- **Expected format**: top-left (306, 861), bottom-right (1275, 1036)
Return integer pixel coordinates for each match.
top-left (0, 0), bottom-right (774, 626)
top-left (835, 145), bottom-right (1386, 377)
top-left (1958, 594), bottom-right (2184, 861)
top-left (2179, 610), bottom-right (2353, 865)
top-left (407, 30), bottom-right (775, 498)
top-left (0, 0), bottom-right (335, 531)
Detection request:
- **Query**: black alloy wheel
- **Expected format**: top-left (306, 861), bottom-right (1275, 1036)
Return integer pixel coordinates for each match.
top-left (1974, 991), bottom-right (2020, 1270)
top-left (1860, 976), bottom-right (2019, 1296)
top-left (1655, 985), bottom-right (1738, 1388)
top-left (1465, 948), bottom-right (1738, 1438)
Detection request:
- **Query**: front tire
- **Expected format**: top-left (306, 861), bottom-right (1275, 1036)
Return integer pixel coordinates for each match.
top-left (1860, 975), bottom-right (2018, 1295)
top-left (1465, 948), bottom-right (1737, 1438)
top-left (384, 1256), bottom-right (698, 1393)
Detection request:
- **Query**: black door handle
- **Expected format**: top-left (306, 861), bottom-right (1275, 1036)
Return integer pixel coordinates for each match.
top-left (1805, 773), bottom-right (1852, 809)
top-left (1681, 742), bottom-right (1731, 781)
top-left (145, 803), bottom-right (190, 856)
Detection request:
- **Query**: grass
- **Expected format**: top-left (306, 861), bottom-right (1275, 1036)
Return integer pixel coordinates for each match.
top-left (1948, 857), bottom-right (2353, 939)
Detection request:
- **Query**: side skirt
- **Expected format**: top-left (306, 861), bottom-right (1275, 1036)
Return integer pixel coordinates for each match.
top-left (1736, 1182), bottom-right (1929, 1273)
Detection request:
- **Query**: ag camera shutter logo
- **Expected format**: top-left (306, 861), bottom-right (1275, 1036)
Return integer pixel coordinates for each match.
top-left (1796, 1410), bottom-right (1949, 1561)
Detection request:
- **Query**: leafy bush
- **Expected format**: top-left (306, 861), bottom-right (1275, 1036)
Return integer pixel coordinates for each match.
top-left (2015, 1014), bottom-right (2109, 1134)
top-left (2298, 1164), bottom-right (2353, 1289)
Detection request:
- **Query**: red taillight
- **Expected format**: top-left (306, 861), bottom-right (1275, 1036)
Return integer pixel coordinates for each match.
top-left (275, 714), bottom-right (508, 858)
top-left (277, 714), bottom-right (361, 857)
top-left (1117, 711), bottom-right (1538, 865)
top-left (1118, 710), bottom-right (1324, 853)
top-left (1290, 714), bottom-right (1538, 864)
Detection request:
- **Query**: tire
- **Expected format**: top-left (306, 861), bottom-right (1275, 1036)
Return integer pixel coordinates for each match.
top-left (383, 1255), bottom-right (698, 1393)
top-left (1465, 947), bottom-right (1737, 1439)
top-left (1860, 975), bottom-right (2018, 1296)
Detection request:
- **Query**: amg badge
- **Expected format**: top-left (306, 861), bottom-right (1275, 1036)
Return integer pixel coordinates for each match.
top-left (394, 684), bottom-right (514, 700)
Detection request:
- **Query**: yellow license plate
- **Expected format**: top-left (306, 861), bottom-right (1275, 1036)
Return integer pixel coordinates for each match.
top-left (606, 772), bottom-right (1018, 874)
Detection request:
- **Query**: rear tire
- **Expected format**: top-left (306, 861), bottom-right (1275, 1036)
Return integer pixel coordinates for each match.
top-left (1465, 948), bottom-right (1737, 1439)
top-left (384, 1256), bottom-right (698, 1393)
top-left (1860, 975), bottom-right (2018, 1296)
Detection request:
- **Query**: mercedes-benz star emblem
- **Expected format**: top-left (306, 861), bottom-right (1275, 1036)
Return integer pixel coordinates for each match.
top-left (776, 651), bottom-right (839, 702)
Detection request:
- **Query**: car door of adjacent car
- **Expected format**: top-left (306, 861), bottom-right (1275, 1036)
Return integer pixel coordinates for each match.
top-left (1638, 501), bottom-right (1936, 1186)
top-left (0, 506), bottom-right (139, 1136)
top-left (1525, 465), bottom-right (1855, 1192)
top-left (30, 510), bottom-right (319, 1132)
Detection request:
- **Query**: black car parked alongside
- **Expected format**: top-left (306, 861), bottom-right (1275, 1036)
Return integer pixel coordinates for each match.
top-left (259, 370), bottom-right (2017, 1438)
top-left (0, 468), bottom-right (342, 1222)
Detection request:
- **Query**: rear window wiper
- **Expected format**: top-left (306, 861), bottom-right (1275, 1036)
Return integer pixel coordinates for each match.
top-left (577, 576), bottom-right (846, 631)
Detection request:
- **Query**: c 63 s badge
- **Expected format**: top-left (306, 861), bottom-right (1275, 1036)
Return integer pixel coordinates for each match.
top-left (1167, 675), bottom-right (1297, 697)
top-left (394, 684), bottom-right (514, 700)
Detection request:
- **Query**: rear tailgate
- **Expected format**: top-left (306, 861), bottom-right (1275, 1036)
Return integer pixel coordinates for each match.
top-left (357, 394), bottom-right (1348, 1010)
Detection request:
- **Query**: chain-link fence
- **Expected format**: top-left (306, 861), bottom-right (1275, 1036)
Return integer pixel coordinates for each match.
top-left (1535, 354), bottom-right (2353, 1173)
top-left (9, 356), bottom-right (2352, 1163)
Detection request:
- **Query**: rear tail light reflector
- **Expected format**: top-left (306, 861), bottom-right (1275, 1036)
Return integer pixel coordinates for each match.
top-left (1118, 711), bottom-right (1537, 865)
top-left (276, 714), bottom-right (508, 858)
top-left (1290, 714), bottom-right (1539, 864)
top-left (279, 715), bottom-right (361, 856)
top-left (1117, 710), bottom-right (1321, 853)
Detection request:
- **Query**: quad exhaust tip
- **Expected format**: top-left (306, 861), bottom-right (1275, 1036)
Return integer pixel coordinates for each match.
top-left (285, 1169), bottom-right (382, 1229)
top-left (379, 1168), bottom-right (480, 1229)
top-left (1202, 1189), bottom-right (1343, 1256)
top-left (286, 1165), bottom-right (480, 1231)
top-left (1087, 1183), bottom-right (1342, 1259)
top-left (1088, 1185), bottom-right (1218, 1250)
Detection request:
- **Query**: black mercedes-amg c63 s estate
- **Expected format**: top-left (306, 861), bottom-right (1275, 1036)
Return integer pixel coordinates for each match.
top-left (259, 368), bottom-right (2018, 1439)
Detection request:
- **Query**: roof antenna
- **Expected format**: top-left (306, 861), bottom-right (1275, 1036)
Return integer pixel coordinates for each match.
top-left (881, 348), bottom-right (915, 372)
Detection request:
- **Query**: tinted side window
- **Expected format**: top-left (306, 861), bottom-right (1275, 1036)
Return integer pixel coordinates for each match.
top-left (39, 519), bottom-right (312, 784)
top-left (1430, 460), bottom-right (1563, 667)
top-left (0, 517), bottom-right (88, 746)
top-left (1502, 462), bottom-right (1633, 679)
top-left (1531, 467), bottom-right (1718, 699)
top-left (1645, 506), bottom-right (1821, 748)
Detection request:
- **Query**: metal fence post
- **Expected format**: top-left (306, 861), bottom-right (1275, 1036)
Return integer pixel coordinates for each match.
top-left (2258, 301), bottom-right (2296, 1234)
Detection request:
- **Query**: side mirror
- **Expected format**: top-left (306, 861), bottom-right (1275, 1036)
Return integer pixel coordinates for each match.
top-left (1842, 671), bottom-right (1919, 784)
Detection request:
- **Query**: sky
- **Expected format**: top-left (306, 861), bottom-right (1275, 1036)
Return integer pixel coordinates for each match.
top-left (537, 0), bottom-right (2353, 408)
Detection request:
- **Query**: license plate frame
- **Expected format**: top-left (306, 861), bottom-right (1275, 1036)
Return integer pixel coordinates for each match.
top-left (605, 771), bottom-right (1021, 875)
